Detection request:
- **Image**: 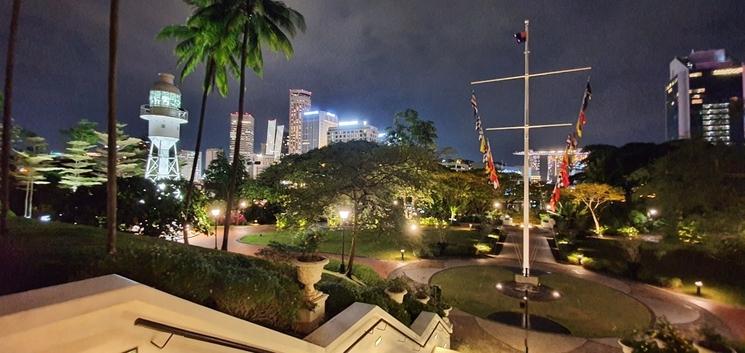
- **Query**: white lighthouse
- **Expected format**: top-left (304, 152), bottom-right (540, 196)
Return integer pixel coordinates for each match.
top-left (141, 73), bottom-right (188, 181)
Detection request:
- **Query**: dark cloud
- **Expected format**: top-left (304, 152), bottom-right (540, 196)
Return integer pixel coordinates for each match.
top-left (1, 0), bottom-right (745, 165)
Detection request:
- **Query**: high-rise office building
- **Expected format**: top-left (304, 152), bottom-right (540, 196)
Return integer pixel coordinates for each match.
top-left (666, 49), bottom-right (745, 144)
top-left (203, 148), bottom-right (222, 172)
top-left (301, 110), bottom-right (338, 153)
top-left (229, 112), bottom-right (255, 161)
top-left (327, 120), bottom-right (379, 144)
top-left (265, 119), bottom-right (285, 161)
top-left (178, 149), bottom-right (202, 181)
top-left (288, 89), bottom-right (312, 154)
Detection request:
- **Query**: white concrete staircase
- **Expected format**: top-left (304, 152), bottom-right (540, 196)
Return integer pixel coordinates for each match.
top-left (0, 275), bottom-right (457, 353)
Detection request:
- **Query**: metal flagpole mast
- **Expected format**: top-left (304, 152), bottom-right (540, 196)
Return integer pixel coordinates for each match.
top-left (522, 20), bottom-right (531, 277)
top-left (471, 19), bottom-right (590, 279)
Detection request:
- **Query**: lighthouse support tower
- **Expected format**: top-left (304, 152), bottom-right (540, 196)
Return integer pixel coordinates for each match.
top-left (140, 73), bottom-right (188, 181)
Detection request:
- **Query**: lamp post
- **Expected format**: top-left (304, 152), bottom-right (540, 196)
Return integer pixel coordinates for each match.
top-left (695, 281), bottom-right (703, 296)
top-left (400, 248), bottom-right (405, 261)
top-left (211, 208), bottom-right (221, 249)
top-left (339, 210), bottom-right (350, 273)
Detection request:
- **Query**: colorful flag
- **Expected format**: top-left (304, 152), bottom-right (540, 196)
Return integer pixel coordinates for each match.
top-left (471, 91), bottom-right (499, 189)
top-left (514, 31), bottom-right (527, 44)
top-left (575, 81), bottom-right (592, 138)
top-left (560, 154), bottom-right (570, 187)
top-left (549, 184), bottom-right (561, 212)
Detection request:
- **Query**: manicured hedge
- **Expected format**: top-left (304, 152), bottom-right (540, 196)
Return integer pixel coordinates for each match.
top-left (0, 219), bottom-right (303, 333)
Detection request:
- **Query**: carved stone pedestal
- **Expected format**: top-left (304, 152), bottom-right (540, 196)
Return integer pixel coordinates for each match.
top-left (294, 291), bottom-right (329, 334)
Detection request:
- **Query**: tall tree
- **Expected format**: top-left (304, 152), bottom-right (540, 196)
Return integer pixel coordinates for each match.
top-left (106, 0), bottom-right (119, 254)
top-left (159, 0), bottom-right (238, 244)
top-left (12, 136), bottom-right (57, 218)
top-left (567, 183), bottom-right (624, 235)
top-left (58, 140), bottom-right (105, 191)
top-left (1, 0), bottom-right (22, 235)
top-left (94, 123), bottom-right (145, 178)
top-left (385, 109), bottom-right (438, 151)
top-left (196, 0), bottom-right (304, 251)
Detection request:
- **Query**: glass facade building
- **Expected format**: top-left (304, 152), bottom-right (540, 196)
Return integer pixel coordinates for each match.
top-left (666, 49), bottom-right (745, 144)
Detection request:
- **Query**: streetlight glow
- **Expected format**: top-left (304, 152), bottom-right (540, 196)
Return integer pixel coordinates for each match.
top-left (239, 200), bottom-right (248, 209)
top-left (409, 223), bottom-right (418, 231)
top-left (493, 201), bottom-right (501, 209)
top-left (339, 210), bottom-right (350, 221)
top-left (648, 208), bottom-right (658, 217)
top-left (211, 208), bottom-right (220, 217)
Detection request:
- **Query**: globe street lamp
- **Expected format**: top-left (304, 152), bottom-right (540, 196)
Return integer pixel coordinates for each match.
top-left (211, 208), bottom-right (221, 249)
top-left (339, 210), bottom-right (351, 273)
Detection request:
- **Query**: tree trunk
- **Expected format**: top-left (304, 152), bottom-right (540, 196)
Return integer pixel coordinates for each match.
top-left (1, 0), bottom-right (21, 236)
top-left (23, 179), bottom-right (30, 218)
top-left (106, 0), bottom-right (119, 255)
top-left (181, 59), bottom-right (215, 245)
top-left (590, 206), bottom-right (601, 235)
top-left (221, 20), bottom-right (250, 251)
top-left (345, 203), bottom-right (359, 277)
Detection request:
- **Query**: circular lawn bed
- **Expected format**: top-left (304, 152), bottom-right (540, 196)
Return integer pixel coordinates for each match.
top-left (430, 265), bottom-right (652, 338)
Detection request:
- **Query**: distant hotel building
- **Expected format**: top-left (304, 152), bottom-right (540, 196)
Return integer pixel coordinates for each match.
top-left (327, 120), bottom-right (379, 144)
top-left (301, 110), bottom-right (338, 153)
top-left (440, 158), bottom-right (473, 172)
top-left (666, 49), bottom-right (744, 144)
top-left (178, 149), bottom-right (202, 181)
top-left (288, 89), bottom-right (312, 154)
top-left (204, 147), bottom-right (222, 171)
top-left (229, 112), bottom-right (255, 161)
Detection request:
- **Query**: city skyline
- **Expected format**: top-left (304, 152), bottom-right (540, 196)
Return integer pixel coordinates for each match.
top-left (2, 1), bottom-right (745, 165)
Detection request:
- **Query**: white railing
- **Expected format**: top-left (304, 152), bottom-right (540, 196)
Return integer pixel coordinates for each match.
top-left (140, 104), bottom-right (188, 122)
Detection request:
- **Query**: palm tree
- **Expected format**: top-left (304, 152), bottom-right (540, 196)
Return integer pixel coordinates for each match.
top-left (1, 0), bottom-right (22, 236)
top-left (158, 2), bottom-right (238, 245)
top-left (196, 0), bottom-right (304, 251)
top-left (106, 0), bottom-right (119, 254)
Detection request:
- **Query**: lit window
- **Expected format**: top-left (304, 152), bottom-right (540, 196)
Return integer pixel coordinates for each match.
top-left (689, 72), bottom-right (702, 78)
top-left (712, 67), bottom-right (743, 76)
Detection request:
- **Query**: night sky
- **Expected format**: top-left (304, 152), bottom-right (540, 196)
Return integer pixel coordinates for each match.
top-left (1, 0), bottom-right (745, 165)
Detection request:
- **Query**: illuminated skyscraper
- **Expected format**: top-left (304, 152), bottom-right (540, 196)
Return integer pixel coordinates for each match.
top-left (178, 149), bottom-right (202, 181)
top-left (229, 112), bottom-right (254, 161)
top-left (301, 111), bottom-right (338, 153)
top-left (265, 119), bottom-right (285, 160)
top-left (204, 148), bottom-right (222, 172)
top-left (288, 89), bottom-right (312, 154)
top-left (666, 49), bottom-right (744, 144)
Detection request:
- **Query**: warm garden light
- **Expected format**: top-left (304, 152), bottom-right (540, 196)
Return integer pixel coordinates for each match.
top-left (496, 282), bottom-right (503, 290)
top-left (339, 210), bottom-right (350, 221)
top-left (695, 281), bottom-right (703, 296)
top-left (400, 248), bottom-right (405, 260)
top-left (211, 208), bottom-right (220, 217)
top-left (493, 201), bottom-right (501, 209)
top-left (552, 290), bottom-right (561, 298)
top-left (393, 200), bottom-right (399, 206)
top-left (239, 200), bottom-right (248, 209)
top-left (409, 223), bottom-right (418, 231)
top-left (648, 208), bottom-right (658, 217)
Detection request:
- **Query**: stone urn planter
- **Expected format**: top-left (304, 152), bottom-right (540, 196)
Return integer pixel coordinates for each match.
top-left (292, 256), bottom-right (330, 334)
top-left (617, 339), bottom-right (634, 353)
top-left (415, 294), bottom-right (430, 305)
top-left (293, 256), bottom-right (329, 297)
top-left (441, 305), bottom-right (452, 318)
top-left (385, 288), bottom-right (407, 304)
top-left (694, 341), bottom-right (736, 353)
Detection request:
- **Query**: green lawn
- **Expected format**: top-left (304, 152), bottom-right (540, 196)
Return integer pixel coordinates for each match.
top-left (238, 226), bottom-right (488, 261)
top-left (430, 265), bottom-right (653, 338)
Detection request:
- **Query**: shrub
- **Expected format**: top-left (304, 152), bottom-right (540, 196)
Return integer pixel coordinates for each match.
top-left (317, 281), bottom-right (357, 318)
top-left (617, 226), bottom-right (640, 238)
top-left (663, 277), bottom-right (683, 289)
top-left (0, 219), bottom-right (303, 334)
